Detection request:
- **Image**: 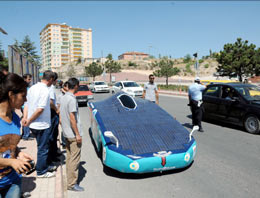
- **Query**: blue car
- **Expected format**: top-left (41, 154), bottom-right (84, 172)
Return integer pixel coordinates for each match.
top-left (89, 92), bottom-right (197, 173)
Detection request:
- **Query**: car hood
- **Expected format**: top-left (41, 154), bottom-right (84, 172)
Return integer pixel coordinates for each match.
top-left (75, 91), bottom-right (92, 96)
top-left (123, 87), bottom-right (143, 91)
top-left (94, 85), bottom-right (108, 88)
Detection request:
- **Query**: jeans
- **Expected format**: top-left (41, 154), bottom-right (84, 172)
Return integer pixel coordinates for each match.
top-left (30, 127), bottom-right (51, 175)
top-left (48, 114), bottom-right (59, 163)
top-left (22, 126), bottom-right (30, 139)
top-left (0, 177), bottom-right (21, 198)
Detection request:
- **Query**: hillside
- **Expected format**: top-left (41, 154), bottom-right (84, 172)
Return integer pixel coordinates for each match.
top-left (57, 58), bottom-right (219, 83)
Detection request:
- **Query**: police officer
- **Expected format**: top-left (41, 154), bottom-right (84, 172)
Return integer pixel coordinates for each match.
top-left (188, 77), bottom-right (206, 132)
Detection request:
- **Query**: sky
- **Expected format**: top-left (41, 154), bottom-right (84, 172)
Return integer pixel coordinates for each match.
top-left (1, 1), bottom-right (260, 60)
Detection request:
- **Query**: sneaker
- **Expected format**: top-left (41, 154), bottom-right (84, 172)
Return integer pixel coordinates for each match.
top-left (48, 165), bottom-right (57, 172)
top-left (67, 184), bottom-right (84, 192)
top-left (37, 172), bottom-right (55, 178)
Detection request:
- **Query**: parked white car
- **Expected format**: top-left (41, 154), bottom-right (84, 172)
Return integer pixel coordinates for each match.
top-left (89, 81), bottom-right (110, 93)
top-left (111, 81), bottom-right (143, 97)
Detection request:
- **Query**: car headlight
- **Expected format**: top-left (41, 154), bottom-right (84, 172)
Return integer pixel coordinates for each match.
top-left (126, 89), bottom-right (133, 92)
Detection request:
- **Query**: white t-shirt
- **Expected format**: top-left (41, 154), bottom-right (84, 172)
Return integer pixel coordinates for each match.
top-left (144, 82), bottom-right (158, 102)
top-left (25, 82), bottom-right (51, 130)
top-left (48, 84), bottom-right (57, 106)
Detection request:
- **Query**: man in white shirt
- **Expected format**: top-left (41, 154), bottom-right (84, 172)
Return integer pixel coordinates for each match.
top-left (142, 74), bottom-right (159, 104)
top-left (22, 70), bottom-right (56, 178)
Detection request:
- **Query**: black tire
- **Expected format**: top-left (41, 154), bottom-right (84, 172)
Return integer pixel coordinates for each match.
top-left (244, 115), bottom-right (260, 134)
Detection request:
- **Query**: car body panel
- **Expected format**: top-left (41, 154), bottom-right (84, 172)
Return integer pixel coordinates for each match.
top-left (203, 83), bottom-right (260, 129)
top-left (112, 81), bottom-right (143, 97)
top-left (89, 81), bottom-right (110, 93)
top-left (88, 92), bottom-right (197, 173)
top-left (75, 85), bottom-right (93, 104)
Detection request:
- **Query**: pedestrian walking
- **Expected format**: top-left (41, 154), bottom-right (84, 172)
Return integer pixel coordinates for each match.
top-left (22, 70), bottom-right (56, 178)
top-left (0, 72), bottom-right (33, 198)
top-left (142, 74), bottom-right (159, 104)
top-left (188, 77), bottom-right (206, 132)
top-left (60, 78), bottom-right (84, 192)
top-left (21, 74), bottom-right (32, 140)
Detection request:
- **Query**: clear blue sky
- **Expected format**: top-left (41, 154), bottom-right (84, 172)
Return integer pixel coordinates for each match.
top-left (1, 1), bottom-right (260, 60)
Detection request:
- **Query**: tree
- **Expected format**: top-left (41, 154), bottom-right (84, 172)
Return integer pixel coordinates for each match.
top-left (216, 38), bottom-right (257, 82)
top-left (14, 35), bottom-right (40, 63)
top-left (85, 62), bottom-right (103, 81)
top-left (183, 54), bottom-right (192, 63)
top-left (253, 48), bottom-right (260, 76)
top-left (153, 58), bottom-right (180, 87)
top-left (0, 41), bottom-right (8, 68)
top-left (104, 53), bottom-right (121, 83)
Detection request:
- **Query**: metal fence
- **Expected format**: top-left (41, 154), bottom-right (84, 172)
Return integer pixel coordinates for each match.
top-left (8, 45), bottom-right (39, 84)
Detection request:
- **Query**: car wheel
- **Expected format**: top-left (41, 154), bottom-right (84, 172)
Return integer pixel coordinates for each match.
top-left (244, 115), bottom-right (260, 134)
top-left (112, 90), bottom-right (115, 94)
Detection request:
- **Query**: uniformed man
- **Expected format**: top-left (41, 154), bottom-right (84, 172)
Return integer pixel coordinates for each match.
top-left (188, 77), bottom-right (206, 132)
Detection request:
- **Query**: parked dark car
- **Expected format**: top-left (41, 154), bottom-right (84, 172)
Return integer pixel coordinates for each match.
top-left (202, 83), bottom-right (260, 134)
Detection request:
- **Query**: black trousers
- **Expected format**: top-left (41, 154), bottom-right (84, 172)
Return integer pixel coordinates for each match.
top-left (190, 100), bottom-right (203, 128)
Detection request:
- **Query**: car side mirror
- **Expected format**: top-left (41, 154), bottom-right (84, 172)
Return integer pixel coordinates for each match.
top-left (104, 131), bottom-right (119, 148)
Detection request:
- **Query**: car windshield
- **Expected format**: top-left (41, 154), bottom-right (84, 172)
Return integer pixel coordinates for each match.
top-left (78, 85), bottom-right (89, 91)
top-left (234, 85), bottom-right (260, 101)
top-left (123, 82), bottom-right (140, 87)
top-left (95, 82), bottom-right (106, 85)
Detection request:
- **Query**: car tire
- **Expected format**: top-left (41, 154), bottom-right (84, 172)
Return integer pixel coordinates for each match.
top-left (244, 115), bottom-right (260, 134)
top-left (111, 90), bottom-right (115, 94)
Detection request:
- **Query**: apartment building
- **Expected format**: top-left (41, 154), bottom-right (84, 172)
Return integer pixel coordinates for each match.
top-left (40, 23), bottom-right (92, 71)
top-left (118, 51), bottom-right (149, 60)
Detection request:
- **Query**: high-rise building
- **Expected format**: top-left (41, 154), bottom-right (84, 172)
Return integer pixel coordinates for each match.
top-left (40, 23), bottom-right (92, 71)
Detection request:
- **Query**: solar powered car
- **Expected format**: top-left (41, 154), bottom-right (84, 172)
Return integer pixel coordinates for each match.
top-left (89, 92), bottom-right (198, 173)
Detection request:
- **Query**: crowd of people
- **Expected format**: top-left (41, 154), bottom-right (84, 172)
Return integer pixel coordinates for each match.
top-left (0, 65), bottom-right (208, 197)
top-left (0, 69), bottom-right (84, 197)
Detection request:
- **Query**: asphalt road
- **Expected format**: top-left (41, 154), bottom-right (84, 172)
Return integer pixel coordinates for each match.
top-left (68, 92), bottom-right (260, 198)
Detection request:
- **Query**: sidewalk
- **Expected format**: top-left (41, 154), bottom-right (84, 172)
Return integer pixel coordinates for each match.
top-left (18, 136), bottom-right (65, 198)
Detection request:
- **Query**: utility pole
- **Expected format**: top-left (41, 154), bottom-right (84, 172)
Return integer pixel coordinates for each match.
top-left (193, 52), bottom-right (199, 77)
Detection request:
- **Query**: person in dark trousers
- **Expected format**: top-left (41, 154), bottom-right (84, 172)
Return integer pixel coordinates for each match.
top-left (21, 74), bottom-right (32, 140)
top-left (22, 70), bottom-right (56, 178)
top-left (48, 72), bottom-right (60, 163)
top-left (57, 81), bottom-right (69, 149)
top-left (188, 77), bottom-right (206, 132)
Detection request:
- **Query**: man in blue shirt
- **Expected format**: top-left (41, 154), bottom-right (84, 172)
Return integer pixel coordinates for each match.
top-left (188, 77), bottom-right (206, 132)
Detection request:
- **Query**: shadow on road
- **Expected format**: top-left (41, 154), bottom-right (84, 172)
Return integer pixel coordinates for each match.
top-left (182, 123), bottom-right (193, 129)
top-left (103, 161), bottom-right (194, 180)
top-left (21, 176), bottom-right (36, 193)
top-left (78, 161), bottom-right (87, 184)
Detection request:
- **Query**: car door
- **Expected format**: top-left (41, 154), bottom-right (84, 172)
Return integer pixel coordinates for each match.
top-left (113, 82), bottom-right (122, 93)
top-left (203, 85), bottom-right (222, 118)
top-left (225, 88), bottom-right (247, 124)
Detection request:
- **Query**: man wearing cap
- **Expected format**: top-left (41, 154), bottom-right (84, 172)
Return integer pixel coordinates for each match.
top-left (188, 77), bottom-right (206, 132)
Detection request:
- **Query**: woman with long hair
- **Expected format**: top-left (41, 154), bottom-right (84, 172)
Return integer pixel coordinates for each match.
top-left (0, 72), bottom-right (33, 198)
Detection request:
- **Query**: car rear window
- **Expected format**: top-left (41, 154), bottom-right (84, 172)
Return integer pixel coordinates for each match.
top-left (78, 85), bottom-right (89, 91)
top-left (95, 82), bottom-right (106, 85)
